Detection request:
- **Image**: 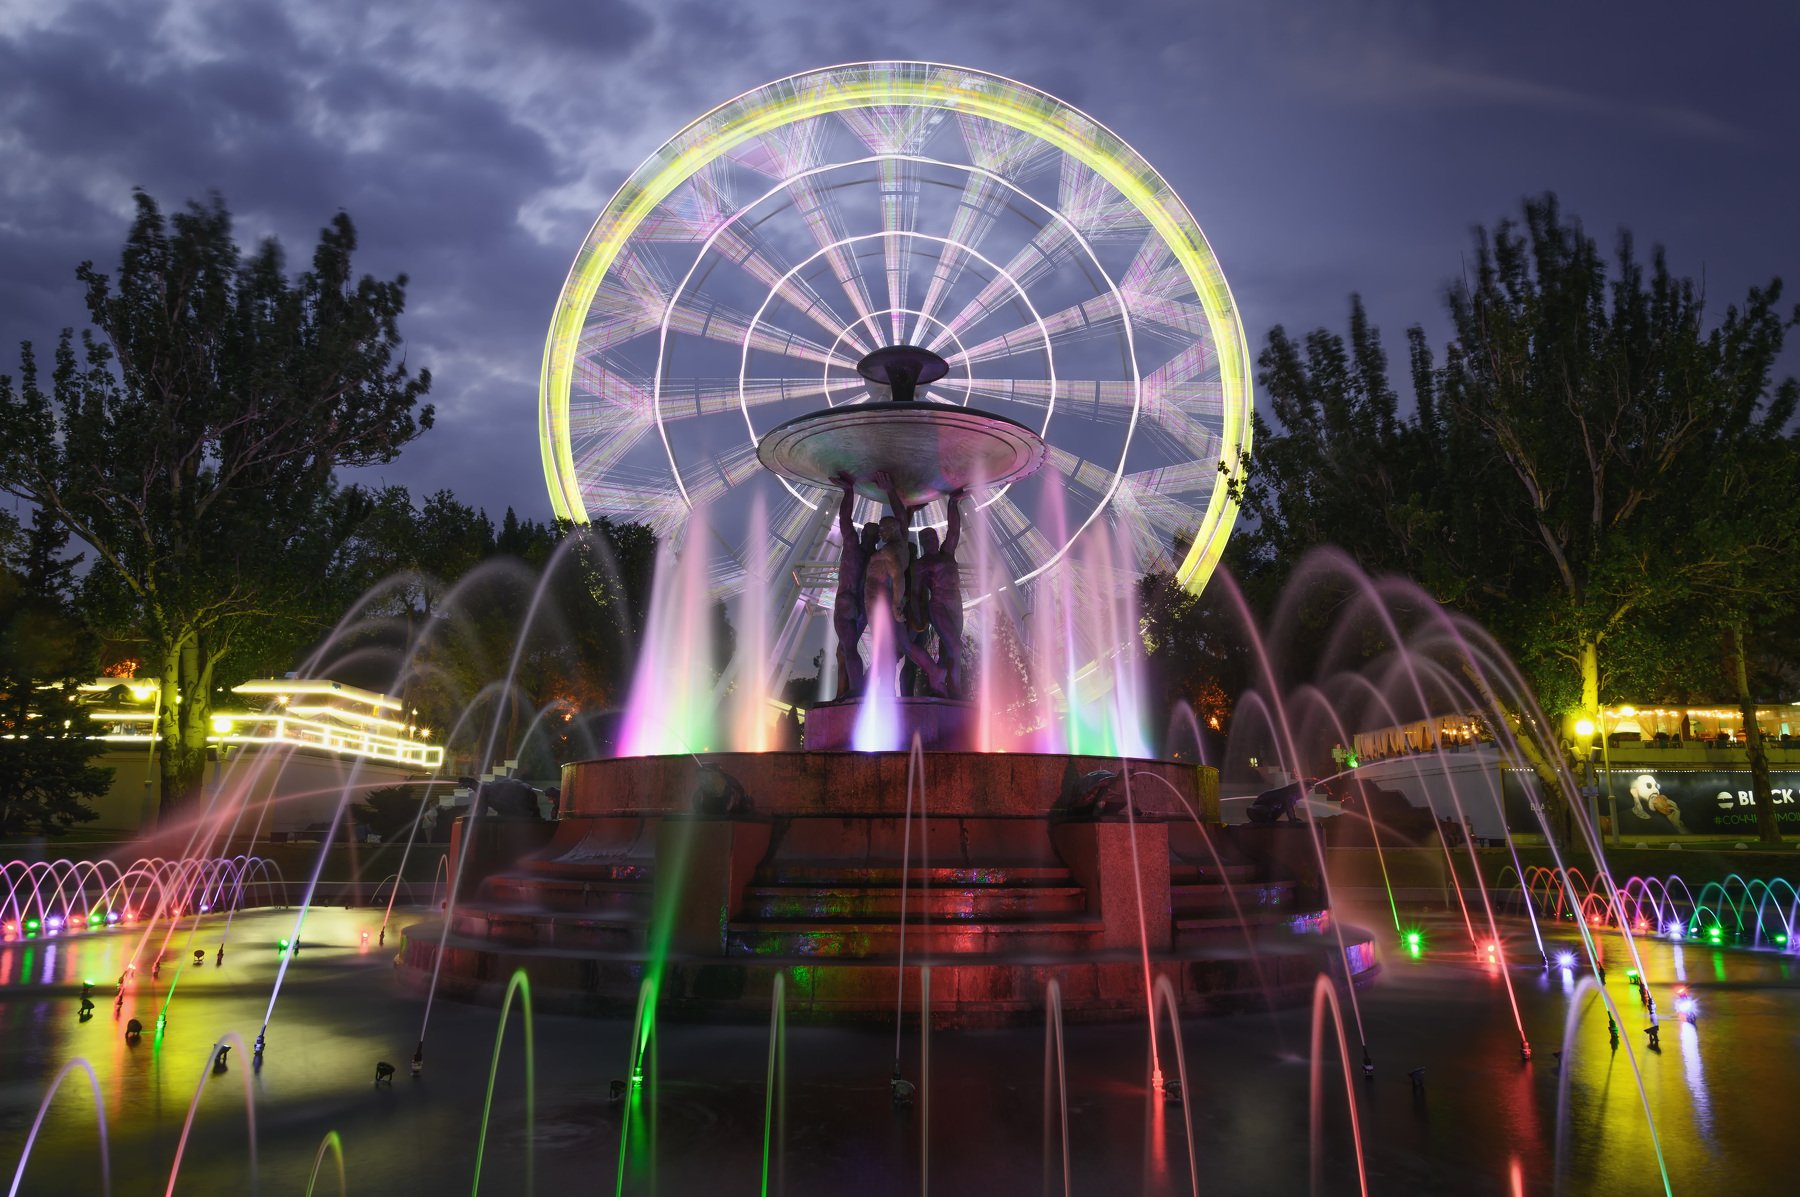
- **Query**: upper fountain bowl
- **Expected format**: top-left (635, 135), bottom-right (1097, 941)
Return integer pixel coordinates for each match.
top-left (756, 345), bottom-right (1047, 507)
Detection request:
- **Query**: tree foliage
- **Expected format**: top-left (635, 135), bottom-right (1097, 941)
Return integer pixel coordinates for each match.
top-left (0, 511), bottom-right (109, 835)
top-left (0, 191), bottom-right (433, 816)
top-left (1241, 195), bottom-right (1800, 735)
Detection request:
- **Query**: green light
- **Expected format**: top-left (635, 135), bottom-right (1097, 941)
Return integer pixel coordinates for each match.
top-left (1777, 934), bottom-right (1789, 945)
top-left (277, 939), bottom-right (290, 951)
top-left (1403, 929), bottom-right (1424, 959)
top-left (24, 919), bottom-right (39, 932)
top-left (1625, 969), bottom-right (1638, 979)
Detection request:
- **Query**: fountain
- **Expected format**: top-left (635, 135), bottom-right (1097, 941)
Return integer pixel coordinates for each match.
top-left (9, 59), bottom-right (1800, 1197)
top-left (396, 339), bottom-right (1375, 1022)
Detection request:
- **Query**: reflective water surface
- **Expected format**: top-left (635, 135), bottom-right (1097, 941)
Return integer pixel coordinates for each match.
top-left (2, 905), bottom-right (1797, 1194)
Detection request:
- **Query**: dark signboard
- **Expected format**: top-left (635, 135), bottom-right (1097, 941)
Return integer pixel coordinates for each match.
top-left (1502, 769), bottom-right (1800, 836)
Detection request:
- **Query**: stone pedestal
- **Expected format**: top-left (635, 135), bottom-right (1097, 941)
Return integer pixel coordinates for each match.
top-left (655, 816), bottom-right (773, 955)
top-left (446, 817), bottom-right (558, 895)
top-left (1051, 820), bottom-right (1172, 951)
top-left (802, 697), bottom-right (980, 751)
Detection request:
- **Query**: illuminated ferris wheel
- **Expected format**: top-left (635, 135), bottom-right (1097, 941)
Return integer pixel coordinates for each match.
top-left (539, 61), bottom-right (1252, 655)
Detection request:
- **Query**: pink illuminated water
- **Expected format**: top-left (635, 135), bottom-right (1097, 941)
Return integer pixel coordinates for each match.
top-left (619, 504), bottom-right (719, 756)
top-left (852, 607), bottom-right (902, 751)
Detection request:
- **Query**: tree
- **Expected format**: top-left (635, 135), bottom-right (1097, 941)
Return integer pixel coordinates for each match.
top-left (0, 191), bottom-right (433, 817)
top-left (1676, 394), bottom-right (1800, 842)
top-left (1245, 195), bottom-right (1799, 734)
top-left (1137, 571), bottom-right (1242, 751)
top-left (1434, 196), bottom-right (1796, 728)
top-left (0, 510), bottom-right (109, 836)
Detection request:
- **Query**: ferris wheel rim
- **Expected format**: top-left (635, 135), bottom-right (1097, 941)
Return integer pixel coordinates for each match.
top-left (540, 60), bottom-right (1253, 594)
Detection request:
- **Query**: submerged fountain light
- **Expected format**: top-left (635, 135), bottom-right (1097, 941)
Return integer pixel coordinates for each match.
top-left (1403, 929), bottom-right (1425, 958)
top-left (1555, 951), bottom-right (1577, 970)
top-left (1668, 921), bottom-right (1684, 939)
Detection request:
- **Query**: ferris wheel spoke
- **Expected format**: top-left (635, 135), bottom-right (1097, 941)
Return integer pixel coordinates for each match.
top-left (908, 172), bottom-right (1011, 345)
top-left (709, 221), bottom-right (876, 356)
top-left (579, 245), bottom-right (684, 356)
top-left (568, 403), bottom-right (653, 461)
top-left (782, 172), bottom-right (887, 349)
top-left (923, 219), bottom-right (1091, 354)
top-left (878, 157), bottom-right (920, 344)
top-left (956, 112), bottom-right (1059, 183)
top-left (658, 291), bottom-right (851, 368)
top-left (676, 439), bottom-right (764, 509)
top-left (945, 287), bottom-right (1126, 368)
top-left (1041, 445), bottom-right (1123, 505)
top-left (570, 477), bottom-right (689, 533)
top-left (1116, 485), bottom-right (1215, 574)
top-left (1057, 154), bottom-right (1151, 241)
top-left (838, 103), bottom-right (946, 157)
top-left (723, 117), bottom-right (885, 351)
top-left (653, 375), bottom-right (863, 423)
top-left (978, 492), bottom-right (1060, 582)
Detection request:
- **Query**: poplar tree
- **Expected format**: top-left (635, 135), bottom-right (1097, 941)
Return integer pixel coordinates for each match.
top-left (0, 191), bottom-right (433, 816)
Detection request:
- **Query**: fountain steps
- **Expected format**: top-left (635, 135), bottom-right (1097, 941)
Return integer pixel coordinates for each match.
top-left (756, 862), bottom-right (1073, 886)
top-left (401, 751), bottom-right (1387, 1022)
top-left (1169, 879), bottom-right (1297, 916)
top-left (1168, 861), bottom-right (1260, 884)
top-left (725, 915), bottom-right (1103, 957)
top-left (482, 874), bottom-right (652, 915)
top-left (450, 906), bottom-right (648, 951)
top-left (397, 918), bottom-right (1378, 1025)
top-left (739, 881), bottom-right (1088, 920)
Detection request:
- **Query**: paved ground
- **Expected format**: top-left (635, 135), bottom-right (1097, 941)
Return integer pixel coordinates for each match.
top-left (1, 902), bottom-right (1796, 1194)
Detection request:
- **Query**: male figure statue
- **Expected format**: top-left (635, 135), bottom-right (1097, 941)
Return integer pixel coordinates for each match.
top-left (831, 472), bottom-right (879, 698)
top-left (866, 470), bottom-right (946, 695)
top-left (913, 489), bottom-right (966, 696)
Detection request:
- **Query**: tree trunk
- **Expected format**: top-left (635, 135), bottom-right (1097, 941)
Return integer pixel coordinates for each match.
top-left (156, 633), bottom-right (210, 819)
top-left (1578, 639), bottom-right (1600, 726)
top-left (1732, 624), bottom-right (1779, 844)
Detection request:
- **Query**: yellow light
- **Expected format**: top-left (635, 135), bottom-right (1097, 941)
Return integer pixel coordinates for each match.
top-left (210, 715), bottom-right (235, 735)
top-left (1617, 705), bottom-right (1638, 717)
top-left (1574, 718), bottom-right (1596, 739)
top-left (128, 685), bottom-right (155, 703)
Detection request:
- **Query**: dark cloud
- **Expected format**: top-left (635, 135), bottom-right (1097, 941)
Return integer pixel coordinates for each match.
top-left (506, 0), bottom-right (653, 57)
top-left (2, 0), bottom-right (1796, 528)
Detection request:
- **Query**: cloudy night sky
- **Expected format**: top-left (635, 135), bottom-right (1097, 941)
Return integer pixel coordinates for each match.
top-left (3, 0), bottom-right (1796, 525)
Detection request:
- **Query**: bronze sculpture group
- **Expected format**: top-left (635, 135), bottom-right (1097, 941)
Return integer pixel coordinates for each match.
top-left (832, 469), bottom-right (966, 700)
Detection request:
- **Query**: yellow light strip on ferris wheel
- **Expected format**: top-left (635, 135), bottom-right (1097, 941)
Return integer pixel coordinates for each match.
top-left (539, 61), bottom-right (1251, 595)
